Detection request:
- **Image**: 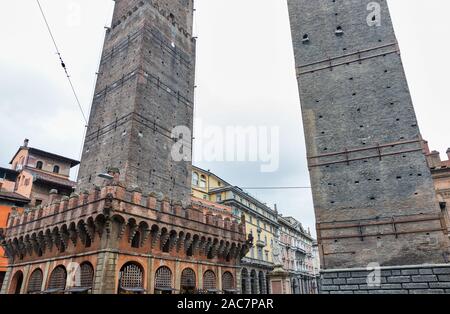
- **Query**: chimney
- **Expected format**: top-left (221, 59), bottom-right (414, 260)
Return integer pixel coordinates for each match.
top-left (23, 138), bottom-right (29, 148)
top-left (428, 151), bottom-right (441, 168)
top-left (447, 148), bottom-right (450, 160)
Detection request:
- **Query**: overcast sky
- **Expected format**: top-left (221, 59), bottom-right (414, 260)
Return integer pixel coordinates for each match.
top-left (1, 1), bottom-right (449, 236)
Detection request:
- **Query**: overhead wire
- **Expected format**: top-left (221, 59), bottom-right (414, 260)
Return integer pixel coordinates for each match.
top-left (241, 187), bottom-right (312, 190)
top-left (36, 0), bottom-right (88, 126)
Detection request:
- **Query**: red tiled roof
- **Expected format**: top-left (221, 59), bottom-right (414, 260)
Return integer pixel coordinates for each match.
top-left (192, 197), bottom-right (231, 211)
top-left (0, 191), bottom-right (30, 203)
top-left (9, 147), bottom-right (80, 167)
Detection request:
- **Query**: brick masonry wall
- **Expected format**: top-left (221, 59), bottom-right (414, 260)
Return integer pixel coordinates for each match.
top-left (320, 264), bottom-right (450, 294)
top-left (77, 0), bottom-right (195, 205)
top-left (287, 0), bottom-right (450, 269)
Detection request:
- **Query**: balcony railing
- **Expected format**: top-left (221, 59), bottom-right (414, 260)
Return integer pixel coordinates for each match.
top-left (255, 240), bottom-right (266, 247)
top-left (242, 257), bottom-right (274, 268)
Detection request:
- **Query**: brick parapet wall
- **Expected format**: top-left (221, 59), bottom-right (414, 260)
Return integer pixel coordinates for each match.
top-left (4, 185), bottom-right (245, 240)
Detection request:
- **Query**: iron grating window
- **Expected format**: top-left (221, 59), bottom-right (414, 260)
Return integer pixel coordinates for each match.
top-left (27, 269), bottom-right (43, 294)
top-left (48, 266), bottom-right (67, 291)
top-left (222, 272), bottom-right (234, 290)
top-left (119, 263), bottom-right (143, 289)
top-left (181, 268), bottom-right (196, 288)
top-left (80, 263), bottom-right (94, 288)
top-left (155, 266), bottom-right (172, 290)
top-left (203, 270), bottom-right (216, 290)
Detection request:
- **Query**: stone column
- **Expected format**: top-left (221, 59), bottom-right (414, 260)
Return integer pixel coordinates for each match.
top-left (20, 264), bottom-right (31, 294)
top-left (41, 261), bottom-right (51, 292)
top-left (93, 251), bottom-right (118, 294)
top-left (236, 268), bottom-right (242, 294)
top-left (244, 275), bottom-right (251, 294)
top-left (217, 266), bottom-right (222, 293)
top-left (261, 273), bottom-right (267, 294)
top-left (198, 264), bottom-right (203, 291)
top-left (255, 271), bottom-right (260, 294)
top-left (300, 276), bottom-right (305, 294)
top-left (174, 260), bottom-right (181, 294)
top-left (0, 267), bottom-right (12, 294)
top-left (147, 256), bottom-right (154, 294)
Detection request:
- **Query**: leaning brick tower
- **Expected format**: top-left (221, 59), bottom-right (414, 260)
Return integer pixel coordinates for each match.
top-left (287, 1), bottom-right (450, 292)
top-left (77, 0), bottom-right (195, 205)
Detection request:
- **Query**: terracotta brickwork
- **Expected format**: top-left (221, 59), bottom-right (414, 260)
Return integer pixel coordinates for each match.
top-left (0, 183), bottom-right (252, 294)
top-left (0, 205), bottom-right (10, 272)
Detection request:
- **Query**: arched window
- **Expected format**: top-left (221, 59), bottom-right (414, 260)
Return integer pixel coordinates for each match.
top-left (199, 175), bottom-right (207, 188)
top-left (258, 271), bottom-right (265, 294)
top-left (36, 161), bottom-right (43, 170)
top-left (187, 235), bottom-right (197, 257)
top-left (155, 266), bottom-right (173, 294)
top-left (27, 269), bottom-right (43, 294)
top-left (203, 270), bottom-right (216, 292)
top-left (180, 268), bottom-right (196, 294)
top-left (192, 172), bottom-right (199, 186)
top-left (250, 270), bottom-right (257, 294)
top-left (9, 271), bottom-right (23, 294)
top-left (85, 236), bottom-right (92, 248)
top-left (53, 165), bottom-right (60, 174)
top-left (48, 266), bottom-right (67, 293)
top-left (118, 262), bottom-right (144, 294)
top-left (131, 231), bottom-right (141, 248)
top-left (241, 268), bottom-right (249, 294)
top-left (79, 262), bottom-right (94, 289)
top-left (222, 272), bottom-right (235, 293)
top-left (292, 278), bottom-right (299, 294)
top-left (161, 230), bottom-right (171, 253)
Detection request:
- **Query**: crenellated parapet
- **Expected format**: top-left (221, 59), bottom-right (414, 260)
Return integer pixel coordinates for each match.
top-left (2, 184), bottom-right (253, 265)
top-left (109, 0), bottom-right (195, 40)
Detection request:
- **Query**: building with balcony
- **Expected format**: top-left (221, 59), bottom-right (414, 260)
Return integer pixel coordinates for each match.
top-left (0, 139), bottom-right (80, 292)
top-left (278, 215), bottom-right (317, 294)
top-left (191, 167), bottom-right (277, 293)
top-left (6, 139), bottom-right (79, 207)
top-left (191, 166), bottom-right (318, 294)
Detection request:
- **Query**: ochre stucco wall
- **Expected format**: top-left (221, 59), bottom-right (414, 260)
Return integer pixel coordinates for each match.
top-left (0, 205), bottom-right (11, 271)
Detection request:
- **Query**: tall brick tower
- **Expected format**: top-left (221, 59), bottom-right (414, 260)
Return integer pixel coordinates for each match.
top-left (287, 1), bottom-right (450, 291)
top-left (77, 0), bottom-right (195, 204)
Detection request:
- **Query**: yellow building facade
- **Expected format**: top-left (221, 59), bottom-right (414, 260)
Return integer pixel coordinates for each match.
top-left (191, 166), bottom-right (278, 293)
